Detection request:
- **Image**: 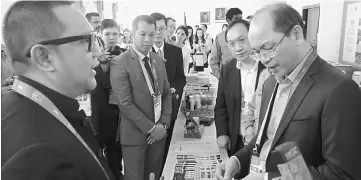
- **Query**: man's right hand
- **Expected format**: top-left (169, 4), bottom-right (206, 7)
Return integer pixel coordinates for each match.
top-left (216, 157), bottom-right (240, 180)
top-left (147, 124), bottom-right (167, 144)
top-left (217, 135), bottom-right (231, 150)
top-left (1, 77), bottom-right (14, 96)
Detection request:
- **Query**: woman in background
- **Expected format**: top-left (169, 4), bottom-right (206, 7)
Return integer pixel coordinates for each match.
top-left (122, 28), bottom-right (132, 49)
top-left (194, 28), bottom-right (210, 68)
top-left (174, 26), bottom-right (192, 75)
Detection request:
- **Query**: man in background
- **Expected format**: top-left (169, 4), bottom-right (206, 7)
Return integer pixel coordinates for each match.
top-left (86, 12), bottom-right (102, 35)
top-left (210, 8), bottom-right (243, 79)
top-left (110, 15), bottom-right (172, 180)
top-left (166, 17), bottom-right (176, 44)
top-left (93, 19), bottom-right (126, 180)
top-left (150, 12), bottom-right (186, 169)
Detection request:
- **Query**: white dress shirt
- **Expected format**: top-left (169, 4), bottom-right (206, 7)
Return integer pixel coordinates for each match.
top-left (236, 60), bottom-right (259, 137)
top-left (153, 43), bottom-right (165, 61)
top-left (182, 45), bottom-right (192, 74)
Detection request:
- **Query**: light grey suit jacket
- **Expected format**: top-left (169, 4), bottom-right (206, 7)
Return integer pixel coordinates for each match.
top-left (110, 46), bottom-right (172, 146)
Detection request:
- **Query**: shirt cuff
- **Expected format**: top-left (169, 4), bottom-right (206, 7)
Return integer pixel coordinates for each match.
top-left (264, 173), bottom-right (268, 180)
top-left (148, 125), bottom-right (155, 133)
top-left (230, 156), bottom-right (241, 173)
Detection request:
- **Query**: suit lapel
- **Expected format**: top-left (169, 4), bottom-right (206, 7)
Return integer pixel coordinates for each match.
top-left (270, 57), bottom-right (320, 149)
top-left (258, 76), bottom-right (277, 130)
top-left (232, 60), bottom-right (242, 135)
top-left (129, 47), bottom-right (153, 92)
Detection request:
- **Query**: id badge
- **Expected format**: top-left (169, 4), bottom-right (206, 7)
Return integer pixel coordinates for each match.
top-left (249, 155), bottom-right (266, 174)
top-left (153, 95), bottom-right (162, 123)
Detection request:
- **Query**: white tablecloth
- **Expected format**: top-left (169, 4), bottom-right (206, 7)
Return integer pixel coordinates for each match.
top-left (161, 69), bottom-right (229, 180)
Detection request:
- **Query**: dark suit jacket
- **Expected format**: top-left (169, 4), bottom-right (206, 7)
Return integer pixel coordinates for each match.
top-left (110, 46), bottom-right (172, 146)
top-left (91, 46), bottom-right (126, 144)
top-left (234, 56), bottom-right (361, 180)
top-left (1, 82), bottom-right (111, 180)
top-left (152, 42), bottom-right (186, 95)
top-left (214, 59), bottom-right (265, 154)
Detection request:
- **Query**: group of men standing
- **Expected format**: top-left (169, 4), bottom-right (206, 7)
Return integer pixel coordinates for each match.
top-left (2, 1), bottom-right (185, 180)
top-left (2, 1), bottom-right (361, 180)
top-left (84, 10), bottom-right (186, 180)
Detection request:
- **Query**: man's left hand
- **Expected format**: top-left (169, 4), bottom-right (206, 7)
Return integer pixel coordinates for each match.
top-left (242, 173), bottom-right (266, 180)
top-left (170, 88), bottom-right (176, 94)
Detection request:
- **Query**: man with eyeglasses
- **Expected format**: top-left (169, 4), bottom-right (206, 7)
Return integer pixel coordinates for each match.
top-left (2, 1), bottom-right (113, 180)
top-left (216, 3), bottom-right (361, 180)
top-left (210, 8), bottom-right (243, 79)
top-left (150, 12), bottom-right (186, 170)
top-left (86, 12), bottom-right (102, 36)
top-left (215, 19), bottom-right (267, 162)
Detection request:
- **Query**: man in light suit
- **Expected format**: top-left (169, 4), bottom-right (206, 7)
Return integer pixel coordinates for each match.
top-left (110, 15), bottom-right (172, 180)
top-left (216, 3), bottom-right (361, 180)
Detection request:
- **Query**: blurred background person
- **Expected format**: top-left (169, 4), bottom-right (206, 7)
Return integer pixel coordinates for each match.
top-left (210, 8), bottom-right (243, 79)
top-left (85, 12), bottom-right (102, 35)
top-left (122, 28), bottom-right (132, 49)
top-left (166, 17), bottom-right (176, 44)
top-left (175, 26), bottom-right (192, 75)
top-left (194, 28), bottom-right (210, 68)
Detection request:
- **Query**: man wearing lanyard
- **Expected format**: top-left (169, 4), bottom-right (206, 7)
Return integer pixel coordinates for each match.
top-left (2, 1), bottom-right (113, 180)
top-left (216, 3), bottom-right (361, 180)
top-left (110, 15), bottom-right (172, 180)
top-left (215, 19), bottom-right (267, 157)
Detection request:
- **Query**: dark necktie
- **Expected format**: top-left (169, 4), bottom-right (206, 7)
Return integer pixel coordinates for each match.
top-left (142, 56), bottom-right (155, 83)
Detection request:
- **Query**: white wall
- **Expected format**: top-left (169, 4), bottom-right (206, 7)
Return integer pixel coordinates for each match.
top-left (287, 0), bottom-right (346, 62)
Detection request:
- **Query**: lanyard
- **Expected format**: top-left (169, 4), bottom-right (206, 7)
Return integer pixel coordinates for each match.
top-left (140, 56), bottom-right (160, 97)
top-left (11, 78), bottom-right (110, 180)
top-left (253, 48), bottom-right (317, 156)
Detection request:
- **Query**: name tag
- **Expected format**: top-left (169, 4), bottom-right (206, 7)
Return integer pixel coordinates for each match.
top-left (154, 95), bottom-right (162, 123)
top-left (250, 155), bottom-right (266, 174)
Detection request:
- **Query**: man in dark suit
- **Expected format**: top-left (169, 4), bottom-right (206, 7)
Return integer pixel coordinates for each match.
top-left (2, 1), bottom-right (113, 180)
top-left (150, 12), bottom-right (186, 166)
top-left (110, 15), bottom-right (172, 180)
top-left (215, 19), bottom-right (266, 157)
top-left (90, 19), bottom-right (127, 180)
top-left (216, 3), bottom-right (361, 180)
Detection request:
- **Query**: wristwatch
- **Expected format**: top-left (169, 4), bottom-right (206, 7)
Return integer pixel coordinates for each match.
top-left (159, 123), bottom-right (170, 130)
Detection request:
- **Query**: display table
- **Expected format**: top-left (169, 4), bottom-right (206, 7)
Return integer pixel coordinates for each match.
top-left (161, 69), bottom-right (229, 180)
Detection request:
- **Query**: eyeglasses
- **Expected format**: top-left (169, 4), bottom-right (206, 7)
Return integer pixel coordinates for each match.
top-left (156, 27), bottom-right (167, 32)
top-left (250, 26), bottom-right (293, 61)
top-left (26, 33), bottom-right (96, 57)
top-left (227, 37), bottom-right (247, 48)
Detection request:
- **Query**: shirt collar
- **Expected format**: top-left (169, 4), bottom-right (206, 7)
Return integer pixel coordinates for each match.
top-left (132, 45), bottom-right (150, 61)
top-left (153, 42), bottom-right (165, 54)
top-left (18, 76), bottom-right (86, 125)
top-left (236, 59), bottom-right (259, 73)
top-left (276, 48), bottom-right (314, 84)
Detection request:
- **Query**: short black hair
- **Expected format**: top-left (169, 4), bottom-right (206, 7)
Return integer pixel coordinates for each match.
top-left (166, 17), bottom-right (176, 24)
top-left (123, 28), bottom-right (130, 33)
top-left (226, 8), bottom-right (243, 21)
top-left (100, 19), bottom-right (119, 32)
top-left (201, 24), bottom-right (208, 29)
top-left (222, 24), bottom-right (228, 29)
top-left (176, 25), bottom-right (188, 37)
top-left (132, 15), bottom-right (156, 32)
top-left (225, 19), bottom-right (250, 43)
top-left (254, 2), bottom-right (306, 38)
top-left (2, 1), bottom-right (72, 63)
top-left (85, 12), bottom-right (100, 22)
top-left (150, 12), bottom-right (167, 26)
